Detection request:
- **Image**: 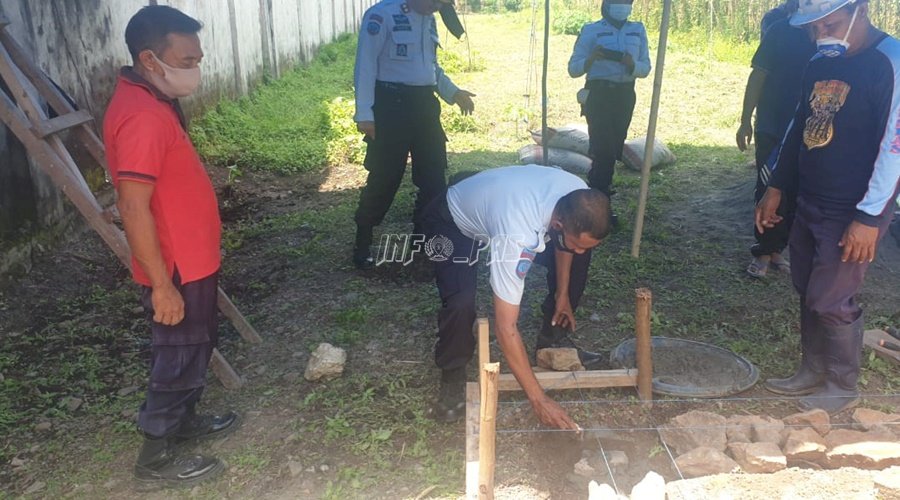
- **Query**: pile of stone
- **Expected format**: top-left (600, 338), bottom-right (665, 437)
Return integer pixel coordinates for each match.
top-left (580, 408), bottom-right (900, 499)
top-left (659, 408), bottom-right (900, 477)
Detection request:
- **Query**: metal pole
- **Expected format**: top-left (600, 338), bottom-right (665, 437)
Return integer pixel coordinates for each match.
top-left (630, 0), bottom-right (672, 257)
top-left (541, 0), bottom-right (550, 165)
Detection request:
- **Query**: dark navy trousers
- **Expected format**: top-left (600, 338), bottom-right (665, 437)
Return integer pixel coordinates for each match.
top-left (789, 198), bottom-right (893, 328)
top-left (137, 270), bottom-right (219, 438)
top-left (583, 80), bottom-right (636, 194)
top-left (422, 195), bottom-right (592, 370)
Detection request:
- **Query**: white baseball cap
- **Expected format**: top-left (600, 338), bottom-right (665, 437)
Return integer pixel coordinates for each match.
top-left (790, 0), bottom-right (857, 26)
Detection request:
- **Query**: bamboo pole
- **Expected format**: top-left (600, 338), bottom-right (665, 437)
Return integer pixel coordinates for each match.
top-left (635, 288), bottom-right (653, 405)
top-left (478, 362), bottom-right (500, 500)
top-left (631, 0), bottom-right (673, 257)
top-left (540, 0), bottom-right (550, 166)
top-left (465, 382), bottom-right (480, 499)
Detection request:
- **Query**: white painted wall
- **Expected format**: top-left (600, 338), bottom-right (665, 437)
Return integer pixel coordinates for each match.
top-left (0, 0), bottom-right (376, 243)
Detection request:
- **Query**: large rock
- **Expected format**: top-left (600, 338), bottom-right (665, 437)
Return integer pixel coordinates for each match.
top-left (536, 348), bottom-right (584, 371)
top-left (660, 411), bottom-right (727, 455)
top-left (303, 343), bottom-right (347, 381)
top-left (630, 471), bottom-right (665, 500)
top-left (852, 408), bottom-right (900, 432)
top-left (725, 415), bottom-right (756, 444)
top-left (727, 441), bottom-right (786, 473)
top-left (674, 447), bottom-right (740, 478)
top-left (874, 466), bottom-right (900, 500)
top-left (588, 481), bottom-right (621, 500)
top-left (826, 429), bottom-right (900, 469)
top-left (751, 416), bottom-right (786, 446)
top-left (783, 409), bottom-right (831, 436)
top-left (783, 428), bottom-right (828, 466)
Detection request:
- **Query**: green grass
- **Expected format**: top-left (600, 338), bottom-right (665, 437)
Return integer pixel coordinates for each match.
top-left (190, 34), bottom-right (361, 173)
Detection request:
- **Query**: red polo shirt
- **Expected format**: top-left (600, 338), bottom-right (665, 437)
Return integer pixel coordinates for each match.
top-left (103, 67), bottom-right (221, 286)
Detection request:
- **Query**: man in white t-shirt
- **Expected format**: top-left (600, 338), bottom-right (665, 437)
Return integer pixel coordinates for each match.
top-left (421, 165), bottom-right (612, 429)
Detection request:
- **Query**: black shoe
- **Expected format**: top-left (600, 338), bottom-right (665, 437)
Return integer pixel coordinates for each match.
top-left (428, 367), bottom-right (466, 423)
top-left (134, 435), bottom-right (224, 491)
top-left (352, 250), bottom-right (375, 270)
top-left (536, 324), bottom-right (605, 369)
top-left (353, 225), bottom-right (375, 270)
top-left (174, 411), bottom-right (241, 447)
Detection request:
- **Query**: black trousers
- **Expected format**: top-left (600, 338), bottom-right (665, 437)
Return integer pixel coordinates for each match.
top-left (355, 82), bottom-right (448, 232)
top-left (752, 131), bottom-right (796, 257)
top-left (137, 270), bottom-right (219, 438)
top-left (583, 80), bottom-right (636, 194)
top-left (422, 195), bottom-right (592, 370)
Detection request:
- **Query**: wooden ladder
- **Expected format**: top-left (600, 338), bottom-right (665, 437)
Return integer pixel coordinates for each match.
top-left (0, 14), bottom-right (260, 389)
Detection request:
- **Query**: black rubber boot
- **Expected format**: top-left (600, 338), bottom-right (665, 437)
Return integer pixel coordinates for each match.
top-left (134, 434), bottom-right (224, 490)
top-left (765, 301), bottom-right (825, 395)
top-left (428, 366), bottom-right (466, 423)
top-left (353, 225), bottom-right (375, 270)
top-left (173, 410), bottom-right (241, 448)
top-left (799, 317), bottom-right (863, 415)
top-left (535, 317), bottom-right (605, 369)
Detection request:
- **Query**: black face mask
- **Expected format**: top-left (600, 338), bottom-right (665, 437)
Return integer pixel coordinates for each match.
top-left (550, 228), bottom-right (576, 254)
top-left (438, 2), bottom-right (465, 39)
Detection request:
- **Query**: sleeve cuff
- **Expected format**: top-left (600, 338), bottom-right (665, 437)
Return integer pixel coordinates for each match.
top-left (853, 210), bottom-right (883, 228)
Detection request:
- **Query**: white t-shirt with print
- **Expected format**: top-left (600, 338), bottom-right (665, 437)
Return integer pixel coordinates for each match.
top-left (446, 165), bottom-right (588, 305)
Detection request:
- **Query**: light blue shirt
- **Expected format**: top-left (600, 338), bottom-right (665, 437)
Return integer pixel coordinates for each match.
top-left (568, 19), bottom-right (651, 83)
top-left (354, 0), bottom-right (459, 122)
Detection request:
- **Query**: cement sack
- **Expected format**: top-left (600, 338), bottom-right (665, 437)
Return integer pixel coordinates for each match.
top-left (621, 136), bottom-right (676, 171)
top-left (530, 124), bottom-right (591, 157)
top-left (518, 144), bottom-right (591, 177)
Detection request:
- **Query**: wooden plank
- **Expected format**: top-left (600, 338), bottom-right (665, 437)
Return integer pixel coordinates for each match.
top-left (477, 318), bottom-right (489, 371)
top-left (209, 348), bottom-right (243, 389)
top-left (635, 288), bottom-right (653, 405)
top-left (498, 369), bottom-right (637, 392)
top-left (217, 288), bottom-right (262, 344)
top-left (34, 110), bottom-right (93, 138)
top-left (465, 382), bottom-right (480, 500)
top-left (478, 363), bottom-right (499, 500)
top-left (864, 329), bottom-right (900, 366)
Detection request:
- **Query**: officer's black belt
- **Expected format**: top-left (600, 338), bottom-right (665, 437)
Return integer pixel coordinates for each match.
top-left (586, 79), bottom-right (635, 90)
top-left (376, 80), bottom-right (437, 95)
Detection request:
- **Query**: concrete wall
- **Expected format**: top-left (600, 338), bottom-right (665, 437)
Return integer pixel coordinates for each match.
top-left (0, 0), bottom-right (374, 251)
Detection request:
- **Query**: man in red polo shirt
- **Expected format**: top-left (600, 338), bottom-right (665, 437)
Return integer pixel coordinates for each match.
top-left (103, 5), bottom-right (238, 488)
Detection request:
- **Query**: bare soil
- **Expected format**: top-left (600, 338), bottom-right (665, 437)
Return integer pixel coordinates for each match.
top-left (1, 162), bottom-right (899, 499)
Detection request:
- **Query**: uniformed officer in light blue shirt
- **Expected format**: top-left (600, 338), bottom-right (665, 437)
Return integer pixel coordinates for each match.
top-left (352, 0), bottom-right (475, 270)
top-left (568, 0), bottom-right (650, 202)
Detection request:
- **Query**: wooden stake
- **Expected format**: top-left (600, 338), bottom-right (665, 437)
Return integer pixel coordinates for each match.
top-left (477, 318), bottom-right (490, 371)
top-left (635, 288), bottom-right (653, 405)
top-left (465, 381), bottom-right (480, 500)
top-left (478, 362), bottom-right (500, 500)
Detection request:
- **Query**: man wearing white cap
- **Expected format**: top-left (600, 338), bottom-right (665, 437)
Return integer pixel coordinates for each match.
top-left (756, 0), bottom-right (900, 413)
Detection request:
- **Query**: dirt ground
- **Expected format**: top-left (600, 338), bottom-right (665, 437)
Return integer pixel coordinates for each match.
top-left (1, 160), bottom-right (899, 499)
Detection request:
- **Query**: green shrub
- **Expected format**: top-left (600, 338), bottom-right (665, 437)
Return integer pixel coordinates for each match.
top-left (438, 48), bottom-right (486, 74)
top-left (325, 97), bottom-right (366, 166)
top-left (191, 34), bottom-right (358, 173)
top-left (552, 10), bottom-right (592, 35)
top-left (503, 0), bottom-right (524, 12)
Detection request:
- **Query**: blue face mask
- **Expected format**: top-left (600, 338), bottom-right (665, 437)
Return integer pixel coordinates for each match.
top-left (607, 4), bottom-right (632, 22)
top-left (816, 5), bottom-right (858, 58)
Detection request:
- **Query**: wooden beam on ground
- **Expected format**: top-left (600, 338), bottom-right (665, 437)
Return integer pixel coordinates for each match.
top-left (864, 329), bottom-right (900, 366)
top-left (498, 369), bottom-right (637, 392)
top-left (635, 288), bottom-right (654, 405)
top-left (465, 381), bottom-right (480, 500)
top-left (478, 363), bottom-right (499, 500)
top-left (217, 288), bottom-right (262, 344)
top-left (209, 348), bottom-right (243, 389)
